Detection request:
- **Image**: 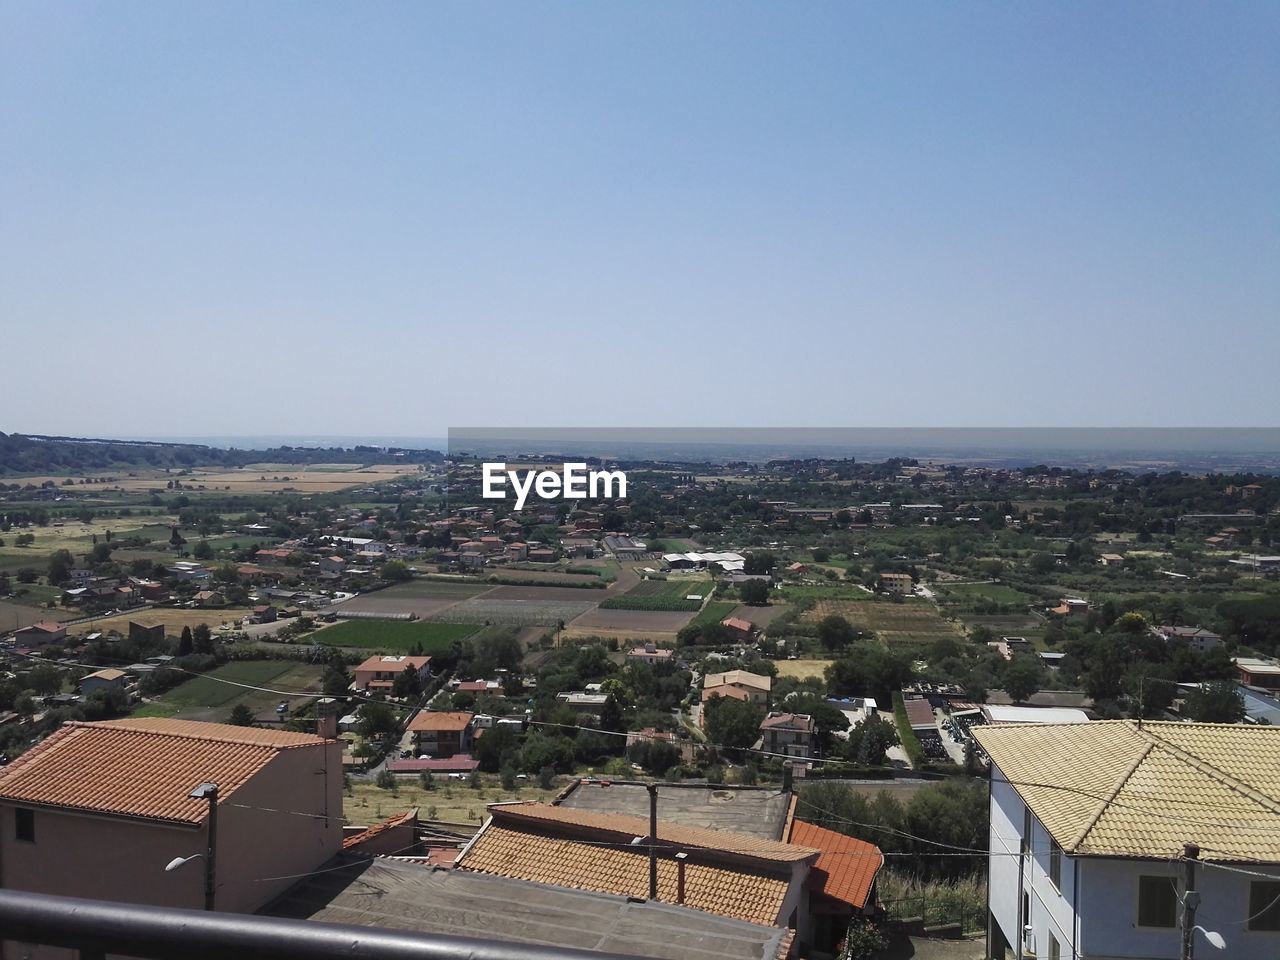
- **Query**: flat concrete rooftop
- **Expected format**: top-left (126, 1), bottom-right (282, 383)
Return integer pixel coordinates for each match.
top-left (263, 857), bottom-right (786, 960)
top-left (557, 781), bottom-right (792, 841)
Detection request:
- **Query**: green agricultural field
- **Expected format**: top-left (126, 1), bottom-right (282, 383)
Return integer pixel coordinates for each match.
top-left (156, 661), bottom-right (306, 711)
top-left (939, 583), bottom-right (1033, 606)
top-left (600, 578), bottom-right (712, 612)
top-left (780, 584), bottom-right (872, 603)
top-left (315, 619), bottom-right (478, 652)
top-left (142, 660), bottom-right (326, 723)
top-left (687, 600), bottom-right (738, 629)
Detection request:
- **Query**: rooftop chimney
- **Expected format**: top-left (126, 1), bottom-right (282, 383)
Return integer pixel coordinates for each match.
top-left (316, 701), bottom-right (338, 739)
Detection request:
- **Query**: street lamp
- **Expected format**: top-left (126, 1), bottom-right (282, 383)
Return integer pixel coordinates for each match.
top-left (166, 782), bottom-right (218, 910)
top-left (1192, 926), bottom-right (1226, 951)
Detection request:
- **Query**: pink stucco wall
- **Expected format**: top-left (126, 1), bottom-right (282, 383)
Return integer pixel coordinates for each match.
top-left (0, 738), bottom-right (343, 960)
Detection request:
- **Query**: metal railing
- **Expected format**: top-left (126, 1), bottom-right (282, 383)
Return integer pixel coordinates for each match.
top-left (0, 889), bottom-right (649, 960)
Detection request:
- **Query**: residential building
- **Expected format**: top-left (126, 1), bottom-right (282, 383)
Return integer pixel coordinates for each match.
top-left (626, 643), bottom-right (675, 666)
top-left (456, 801), bottom-right (817, 930)
top-left (318, 555), bottom-right (346, 575)
top-left (249, 605), bottom-right (277, 624)
top-left (1155, 624), bottom-right (1223, 654)
top-left (721, 617), bottom-right (756, 641)
top-left (787, 819), bottom-right (882, 952)
top-left (974, 720), bottom-right (1280, 960)
top-left (555, 691), bottom-right (610, 712)
top-left (12, 621), bottom-right (67, 647)
top-left (1236, 657), bottom-right (1280, 690)
top-left (702, 670), bottom-right (771, 706)
top-left (0, 718), bottom-right (342, 949)
top-left (407, 710), bottom-right (473, 757)
top-left (78, 668), bottom-right (127, 696)
top-left (879, 572), bottom-right (913, 595)
top-left (1049, 597), bottom-right (1090, 618)
top-left (759, 712), bottom-right (814, 758)
top-left (128, 621), bottom-right (166, 644)
top-left (351, 655), bottom-right (432, 693)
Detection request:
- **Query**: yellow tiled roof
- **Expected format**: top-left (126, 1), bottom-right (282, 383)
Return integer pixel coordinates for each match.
top-left (973, 721), bottom-right (1280, 861)
top-left (458, 824), bottom-right (792, 926)
top-left (0, 719), bottom-right (325, 824)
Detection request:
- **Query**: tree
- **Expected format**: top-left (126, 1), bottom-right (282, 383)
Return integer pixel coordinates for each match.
top-left (323, 656), bottom-right (353, 696)
top-left (1001, 656), bottom-right (1045, 704)
top-left (1185, 681), bottom-right (1245, 724)
top-left (826, 646), bottom-right (914, 706)
top-left (817, 614), bottom-right (858, 652)
top-left (87, 542), bottom-right (113, 565)
top-left (475, 723), bottom-right (519, 772)
top-left (739, 579), bottom-right (770, 606)
top-left (357, 702), bottom-right (399, 741)
top-left (538, 765), bottom-right (555, 789)
top-left (628, 738), bottom-right (680, 775)
top-left (743, 552), bottom-right (776, 575)
top-left (599, 693), bottom-right (626, 734)
top-left (392, 664), bottom-right (423, 699)
top-left (47, 549), bottom-right (75, 586)
top-left (227, 703), bottom-right (256, 726)
top-left (703, 697), bottom-right (764, 750)
top-left (192, 622), bottom-right (214, 656)
top-left (844, 714), bottom-right (899, 766)
top-left (193, 540), bottom-right (214, 560)
top-left (178, 626), bottom-right (194, 657)
top-left (375, 768), bottom-right (397, 790)
top-left (382, 560), bottom-right (412, 582)
top-left (500, 764), bottom-right (518, 791)
top-left (26, 665), bottom-right (64, 696)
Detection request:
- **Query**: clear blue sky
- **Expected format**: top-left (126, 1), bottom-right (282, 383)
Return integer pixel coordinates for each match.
top-left (2, 2), bottom-right (1277, 438)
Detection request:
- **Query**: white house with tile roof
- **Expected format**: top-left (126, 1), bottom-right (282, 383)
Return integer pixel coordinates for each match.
top-left (974, 721), bottom-right (1280, 960)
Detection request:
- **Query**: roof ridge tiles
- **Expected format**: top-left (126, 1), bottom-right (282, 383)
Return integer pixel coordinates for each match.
top-left (1068, 739), bottom-right (1153, 853)
top-left (1136, 723), bottom-right (1280, 819)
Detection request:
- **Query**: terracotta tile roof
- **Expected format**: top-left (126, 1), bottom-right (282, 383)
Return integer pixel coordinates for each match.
top-left (721, 618), bottom-right (755, 633)
top-left (760, 713), bottom-right (814, 733)
top-left (81, 668), bottom-right (126, 682)
top-left (788, 820), bottom-right (882, 910)
top-left (458, 823), bottom-right (793, 926)
top-left (486, 802), bottom-right (815, 864)
top-left (702, 670), bottom-right (771, 693)
top-left (407, 710), bottom-right (473, 733)
top-left (973, 720), bottom-right (1280, 860)
top-left (0, 718), bottom-right (326, 825)
top-left (702, 684), bottom-right (751, 702)
top-left (343, 808), bottom-right (418, 850)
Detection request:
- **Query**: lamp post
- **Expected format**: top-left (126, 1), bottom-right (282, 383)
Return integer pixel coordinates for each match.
top-left (166, 782), bottom-right (218, 910)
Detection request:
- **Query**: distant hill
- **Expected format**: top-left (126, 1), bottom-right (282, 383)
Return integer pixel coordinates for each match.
top-left (0, 432), bottom-right (444, 475)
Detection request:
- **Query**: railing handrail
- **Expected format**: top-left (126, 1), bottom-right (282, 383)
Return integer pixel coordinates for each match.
top-left (0, 888), bottom-right (652, 960)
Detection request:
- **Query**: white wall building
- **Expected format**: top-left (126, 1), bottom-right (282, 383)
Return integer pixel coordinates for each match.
top-left (975, 720), bottom-right (1280, 960)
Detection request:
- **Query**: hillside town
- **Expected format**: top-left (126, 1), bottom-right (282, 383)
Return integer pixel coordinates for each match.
top-left (1, 444), bottom-right (1279, 959)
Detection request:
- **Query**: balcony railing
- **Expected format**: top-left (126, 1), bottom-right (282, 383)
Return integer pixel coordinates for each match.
top-left (0, 889), bottom-right (649, 960)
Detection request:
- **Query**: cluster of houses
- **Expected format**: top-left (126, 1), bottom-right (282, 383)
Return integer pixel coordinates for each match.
top-left (0, 712), bottom-right (887, 960)
top-left (6, 709), bottom-right (1278, 959)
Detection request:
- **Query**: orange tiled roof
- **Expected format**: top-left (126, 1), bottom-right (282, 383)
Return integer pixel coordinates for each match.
top-left (458, 823), bottom-right (792, 926)
top-left (488, 802), bottom-right (816, 864)
top-left (0, 718), bottom-right (326, 825)
top-left (788, 820), bottom-right (882, 910)
top-left (407, 710), bottom-right (473, 733)
top-left (343, 808), bottom-right (418, 850)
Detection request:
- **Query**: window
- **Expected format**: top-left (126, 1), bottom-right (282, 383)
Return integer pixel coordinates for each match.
top-left (1249, 881), bottom-right (1280, 932)
top-left (1049, 838), bottom-right (1062, 889)
top-left (1048, 934), bottom-right (1061, 960)
top-left (14, 808), bottom-right (34, 843)
top-left (1022, 805), bottom-right (1032, 856)
top-left (1137, 875), bottom-right (1178, 928)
